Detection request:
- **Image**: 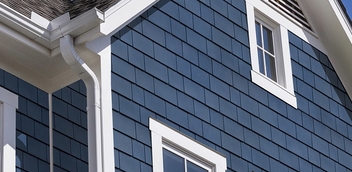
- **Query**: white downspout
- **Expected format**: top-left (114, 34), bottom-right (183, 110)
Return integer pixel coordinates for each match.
top-left (60, 35), bottom-right (103, 172)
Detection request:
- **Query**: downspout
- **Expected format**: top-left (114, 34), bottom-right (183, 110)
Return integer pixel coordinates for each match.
top-left (60, 35), bottom-right (103, 172)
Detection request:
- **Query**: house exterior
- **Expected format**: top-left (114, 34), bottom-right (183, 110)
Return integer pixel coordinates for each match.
top-left (1, 0), bottom-right (352, 171)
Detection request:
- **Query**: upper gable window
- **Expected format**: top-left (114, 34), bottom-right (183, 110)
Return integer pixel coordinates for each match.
top-left (149, 118), bottom-right (226, 172)
top-left (247, 2), bottom-right (297, 108)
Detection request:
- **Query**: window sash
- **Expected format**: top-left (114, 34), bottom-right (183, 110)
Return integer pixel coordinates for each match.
top-left (162, 142), bottom-right (211, 172)
top-left (255, 20), bottom-right (278, 82)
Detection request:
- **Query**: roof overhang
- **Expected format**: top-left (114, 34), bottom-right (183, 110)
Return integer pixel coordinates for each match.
top-left (298, 0), bottom-right (352, 106)
top-left (0, 0), bottom-right (158, 93)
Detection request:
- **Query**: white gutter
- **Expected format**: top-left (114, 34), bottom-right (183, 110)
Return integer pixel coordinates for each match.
top-left (51, 9), bottom-right (104, 42)
top-left (0, 3), bottom-right (49, 38)
top-left (0, 4), bottom-right (104, 53)
top-left (60, 35), bottom-right (103, 172)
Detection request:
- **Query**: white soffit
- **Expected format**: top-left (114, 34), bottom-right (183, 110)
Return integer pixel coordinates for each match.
top-left (0, 0), bottom-right (158, 93)
top-left (298, 0), bottom-right (352, 106)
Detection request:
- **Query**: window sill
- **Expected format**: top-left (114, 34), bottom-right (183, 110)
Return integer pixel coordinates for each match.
top-left (251, 70), bottom-right (297, 108)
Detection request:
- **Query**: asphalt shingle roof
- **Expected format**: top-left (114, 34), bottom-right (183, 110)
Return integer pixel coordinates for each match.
top-left (0, 0), bottom-right (120, 20)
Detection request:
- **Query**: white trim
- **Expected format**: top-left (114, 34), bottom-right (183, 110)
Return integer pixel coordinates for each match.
top-left (0, 86), bottom-right (18, 172)
top-left (251, 71), bottom-right (296, 107)
top-left (331, 0), bottom-right (352, 42)
top-left (247, 1), bottom-right (297, 108)
top-left (86, 35), bottom-right (115, 172)
top-left (101, 0), bottom-right (159, 35)
top-left (149, 118), bottom-right (227, 172)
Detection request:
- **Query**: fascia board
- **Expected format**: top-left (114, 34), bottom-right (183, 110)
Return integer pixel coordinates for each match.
top-left (101, 0), bottom-right (159, 35)
top-left (0, 21), bottom-right (51, 56)
top-left (330, 0), bottom-right (352, 44)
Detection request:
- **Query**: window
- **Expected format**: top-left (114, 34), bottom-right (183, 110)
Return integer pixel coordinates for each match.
top-left (255, 19), bottom-right (277, 82)
top-left (0, 86), bottom-right (18, 172)
top-left (247, 1), bottom-right (297, 108)
top-left (149, 118), bottom-right (226, 172)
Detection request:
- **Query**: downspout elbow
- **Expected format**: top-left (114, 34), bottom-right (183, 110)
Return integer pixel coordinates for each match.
top-left (59, 35), bottom-right (100, 92)
top-left (59, 35), bottom-right (102, 172)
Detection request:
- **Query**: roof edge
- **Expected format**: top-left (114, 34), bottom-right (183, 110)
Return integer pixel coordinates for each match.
top-left (101, 0), bottom-right (159, 35)
top-left (0, 3), bottom-right (50, 40)
top-left (298, 0), bottom-right (352, 117)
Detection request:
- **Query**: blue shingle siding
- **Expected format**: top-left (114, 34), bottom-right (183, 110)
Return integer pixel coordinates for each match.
top-left (0, 70), bottom-right (51, 171)
top-left (0, 69), bottom-right (88, 172)
top-left (111, 0), bottom-right (352, 172)
top-left (52, 81), bottom-right (88, 171)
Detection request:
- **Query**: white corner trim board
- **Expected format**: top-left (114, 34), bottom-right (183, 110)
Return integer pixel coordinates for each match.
top-left (86, 35), bottom-right (115, 172)
top-left (0, 86), bottom-right (18, 172)
top-left (149, 118), bottom-right (227, 172)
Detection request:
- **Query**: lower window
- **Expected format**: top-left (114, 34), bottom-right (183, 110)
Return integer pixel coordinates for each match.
top-left (149, 118), bottom-right (226, 172)
top-left (162, 144), bottom-right (211, 172)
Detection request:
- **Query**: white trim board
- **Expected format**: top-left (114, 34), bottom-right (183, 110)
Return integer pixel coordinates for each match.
top-left (0, 86), bottom-right (18, 172)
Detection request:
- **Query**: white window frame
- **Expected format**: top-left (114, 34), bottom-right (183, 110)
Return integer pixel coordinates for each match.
top-left (149, 118), bottom-right (227, 172)
top-left (255, 17), bottom-right (280, 82)
top-left (0, 86), bottom-right (18, 172)
top-left (247, 1), bottom-right (297, 108)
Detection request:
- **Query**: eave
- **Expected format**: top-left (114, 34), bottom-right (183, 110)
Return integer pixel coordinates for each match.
top-left (0, 0), bottom-right (159, 93)
top-left (298, 0), bottom-right (352, 110)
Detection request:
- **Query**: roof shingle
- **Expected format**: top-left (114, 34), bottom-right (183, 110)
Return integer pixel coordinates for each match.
top-left (0, 0), bottom-right (120, 20)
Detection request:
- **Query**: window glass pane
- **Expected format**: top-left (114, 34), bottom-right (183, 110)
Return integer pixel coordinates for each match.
top-left (255, 22), bottom-right (262, 46)
top-left (187, 161), bottom-right (208, 172)
top-left (262, 26), bottom-right (274, 54)
top-left (257, 48), bottom-right (265, 75)
top-left (163, 148), bottom-right (185, 172)
top-left (265, 53), bottom-right (277, 82)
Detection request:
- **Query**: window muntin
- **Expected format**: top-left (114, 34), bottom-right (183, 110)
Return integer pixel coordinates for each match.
top-left (162, 142), bottom-right (211, 172)
top-left (163, 149), bottom-right (208, 172)
top-left (149, 118), bottom-right (226, 172)
top-left (163, 148), bottom-right (184, 172)
top-left (256, 20), bottom-right (277, 82)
